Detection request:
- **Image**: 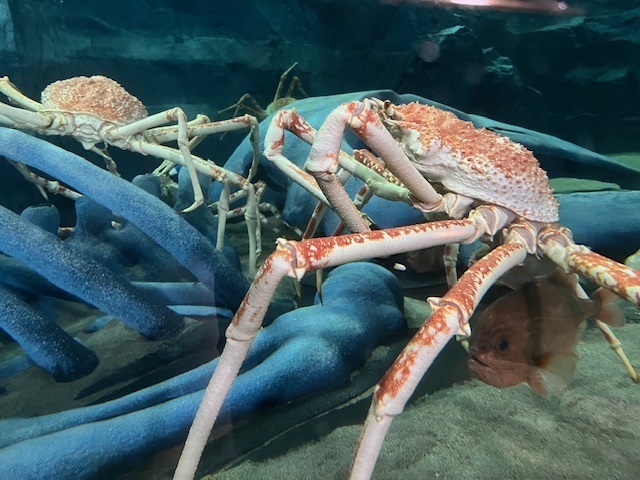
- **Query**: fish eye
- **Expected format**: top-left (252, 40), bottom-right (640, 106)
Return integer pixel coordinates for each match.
top-left (497, 339), bottom-right (509, 352)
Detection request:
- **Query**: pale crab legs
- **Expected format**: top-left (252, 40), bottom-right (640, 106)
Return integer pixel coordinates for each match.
top-left (0, 75), bottom-right (264, 274)
top-left (218, 61), bottom-right (308, 123)
top-left (175, 99), bottom-right (640, 479)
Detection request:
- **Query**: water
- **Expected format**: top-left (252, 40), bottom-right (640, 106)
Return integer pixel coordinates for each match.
top-left (0, 1), bottom-right (639, 478)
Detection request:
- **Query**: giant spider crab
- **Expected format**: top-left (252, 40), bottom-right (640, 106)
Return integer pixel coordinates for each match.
top-left (0, 75), bottom-right (269, 274)
top-left (174, 97), bottom-right (640, 479)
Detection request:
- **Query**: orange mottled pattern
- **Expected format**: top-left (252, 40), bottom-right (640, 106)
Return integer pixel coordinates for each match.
top-left (374, 242), bottom-right (526, 402)
top-left (289, 219), bottom-right (472, 268)
top-left (391, 102), bottom-right (558, 222)
top-left (393, 102), bottom-right (539, 176)
top-left (232, 248), bottom-right (293, 326)
top-left (354, 149), bottom-right (403, 186)
top-left (376, 305), bottom-right (455, 401)
top-left (446, 242), bottom-right (527, 315)
top-left (41, 75), bottom-right (148, 125)
top-left (288, 110), bottom-right (314, 136)
top-left (569, 248), bottom-right (640, 306)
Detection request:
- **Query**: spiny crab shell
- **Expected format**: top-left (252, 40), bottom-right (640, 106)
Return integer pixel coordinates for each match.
top-left (41, 75), bottom-right (148, 126)
top-left (37, 75), bottom-right (148, 150)
top-left (380, 102), bottom-right (559, 223)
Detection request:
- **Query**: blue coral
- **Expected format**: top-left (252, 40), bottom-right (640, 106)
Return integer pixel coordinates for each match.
top-left (0, 127), bottom-right (252, 378)
top-left (0, 262), bottom-right (406, 479)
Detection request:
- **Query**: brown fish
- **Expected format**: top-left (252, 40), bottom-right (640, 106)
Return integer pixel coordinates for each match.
top-left (468, 276), bottom-right (623, 396)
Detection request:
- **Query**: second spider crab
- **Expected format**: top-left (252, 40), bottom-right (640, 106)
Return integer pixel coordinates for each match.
top-left (0, 75), bottom-right (270, 274)
top-left (218, 62), bottom-right (308, 122)
top-left (179, 98), bottom-right (638, 478)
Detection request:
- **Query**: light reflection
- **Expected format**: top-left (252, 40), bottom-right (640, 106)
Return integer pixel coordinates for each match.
top-left (381, 0), bottom-right (584, 15)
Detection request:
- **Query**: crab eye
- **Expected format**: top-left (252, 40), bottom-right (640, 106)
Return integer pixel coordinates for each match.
top-left (497, 339), bottom-right (509, 352)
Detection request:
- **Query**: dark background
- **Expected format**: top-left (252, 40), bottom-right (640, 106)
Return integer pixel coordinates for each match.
top-left (2, 0), bottom-right (638, 162)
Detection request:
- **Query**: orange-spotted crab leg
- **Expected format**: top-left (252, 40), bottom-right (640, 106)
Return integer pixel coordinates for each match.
top-left (339, 101), bottom-right (443, 208)
top-left (539, 228), bottom-right (640, 381)
top-left (350, 238), bottom-right (529, 479)
top-left (264, 109), bottom-right (330, 204)
top-left (284, 100), bottom-right (479, 237)
top-left (538, 228), bottom-right (640, 306)
top-left (264, 109), bottom-right (412, 227)
top-left (173, 207), bottom-right (517, 480)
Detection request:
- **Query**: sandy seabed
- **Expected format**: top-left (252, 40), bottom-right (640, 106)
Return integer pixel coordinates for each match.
top-left (209, 317), bottom-right (640, 480)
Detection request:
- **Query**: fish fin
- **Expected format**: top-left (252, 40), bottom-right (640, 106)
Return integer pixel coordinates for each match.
top-left (529, 352), bottom-right (578, 397)
top-left (526, 371), bottom-right (549, 397)
top-left (590, 287), bottom-right (626, 327)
